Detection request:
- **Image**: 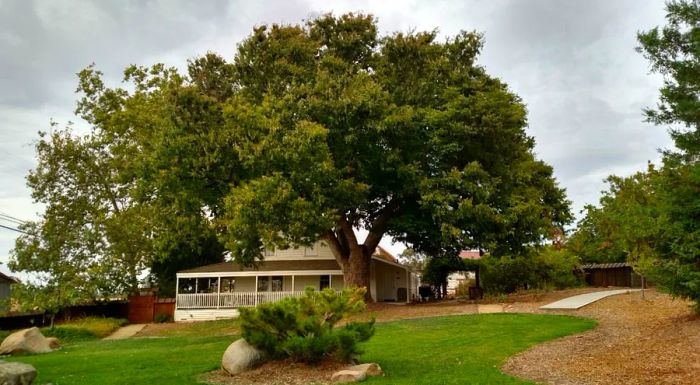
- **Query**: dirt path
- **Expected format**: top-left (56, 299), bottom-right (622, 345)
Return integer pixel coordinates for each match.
top-left (502, 289), bottom-right (700, 385)
top-left (103, 324), bottom-right (147, 340)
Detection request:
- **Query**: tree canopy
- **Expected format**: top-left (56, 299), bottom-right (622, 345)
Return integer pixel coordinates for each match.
top-left (13, 13), bottom-right (571, 302)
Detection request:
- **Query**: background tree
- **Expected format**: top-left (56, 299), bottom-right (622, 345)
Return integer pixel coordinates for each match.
top-left (568, 166), bottom-right (664, 266)
top-left (398, 248), bottom-right (427, 272)
top-left (11, 126), bottom-right (152, 305)
top-left (636, 0), bottom-right (700, 311)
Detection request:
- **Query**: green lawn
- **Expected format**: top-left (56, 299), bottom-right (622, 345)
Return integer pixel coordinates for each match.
top-left (6, 314), bottom-right (595, 385)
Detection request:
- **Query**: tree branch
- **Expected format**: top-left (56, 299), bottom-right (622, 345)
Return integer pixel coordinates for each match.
top-left (363, 200), bottom-right (400, 252)
top-left (323, 230), bottom-right (349, 264)
top-left (338, 215), bottom-right (359, 249)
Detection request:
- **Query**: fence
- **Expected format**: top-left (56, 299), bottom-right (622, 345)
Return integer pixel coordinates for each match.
top-left (176, 291), bottom-right (310, 309)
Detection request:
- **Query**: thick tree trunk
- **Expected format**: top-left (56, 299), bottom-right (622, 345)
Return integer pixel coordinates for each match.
top-left (344, 245), bottom-right (372, 302)
top-left (324, 228), bottom-right (375, 302)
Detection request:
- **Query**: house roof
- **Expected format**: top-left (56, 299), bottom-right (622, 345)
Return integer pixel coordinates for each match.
top-left (0, 271), bottom-right (19, 284)
top-left (373, 245), bottom-right (399, 263)
top-left (459, 250), bottom-right (482, 260)
top-left (178, 259), bottom-right (343, 274)
top-left (579, 262), bottom-right (631, 270)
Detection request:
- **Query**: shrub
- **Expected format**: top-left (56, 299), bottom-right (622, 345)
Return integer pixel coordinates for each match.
top-left (154, 312), bottom-right (172, 323)
top-left (455, 279), bottom-right (475, 298)
top-left (239, 287), bottom-right (375, 364)
top-left (481, 247), bottom-right (581, 294)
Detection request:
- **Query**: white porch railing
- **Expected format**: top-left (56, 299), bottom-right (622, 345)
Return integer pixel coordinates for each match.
top-left (176, 291), bottom-right (309, 309)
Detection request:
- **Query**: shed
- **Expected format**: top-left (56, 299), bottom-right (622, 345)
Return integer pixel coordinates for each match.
top-left (579, 262), bottom-right (642, 287)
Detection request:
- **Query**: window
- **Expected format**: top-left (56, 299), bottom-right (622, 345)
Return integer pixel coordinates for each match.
top-left (221, 278), bottom-right (235, 293)
top-left (320, 275), bottom-right (330, 290)
top-left (271, 276), bottom-right (284, 292)
top-left (258, 276), bottom-right (269, 292)
top-left (178, 278), bottom-right (196, 294)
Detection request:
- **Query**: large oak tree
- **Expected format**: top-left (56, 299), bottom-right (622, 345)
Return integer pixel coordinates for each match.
top-left (26, 14), bottom-right (570, 301)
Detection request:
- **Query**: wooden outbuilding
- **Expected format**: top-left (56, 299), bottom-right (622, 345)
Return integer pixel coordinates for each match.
top-left (579, 262), bottom-right (642, 287)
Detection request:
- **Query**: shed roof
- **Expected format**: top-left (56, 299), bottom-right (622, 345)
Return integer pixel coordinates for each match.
top-left (580, 262), bottom-right (631, 270)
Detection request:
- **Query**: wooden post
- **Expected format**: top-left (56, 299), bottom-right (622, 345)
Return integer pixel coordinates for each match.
top-left (405, 269), bottom-right (410, 304)
top-left (255, 276), bottom-right (259, 306)
top-left (175, 276), bottom-right (179, 309)
top-left (217, 276), bottom-right (221, 309)
top-left (329, 274), bottom-right (332, 290)
top-left (292, 275), bottom-right (295, 292)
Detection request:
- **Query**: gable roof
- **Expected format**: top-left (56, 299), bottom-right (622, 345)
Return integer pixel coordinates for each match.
top-left (373, 245), bottom-right (399, 263)
top-left (0, 271), bottom-right (19, 284)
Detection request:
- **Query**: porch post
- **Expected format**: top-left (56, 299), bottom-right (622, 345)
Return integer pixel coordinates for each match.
top-left (255, 275), bottom-right (259, 306)
top-left (175, 276), bottom-right (180, 309)
top-left (329, 274), bottom-right (332, 290)
top-left (195, 278), bottom-right (198, 294)
top-left (217, 276), bottom-right (221, 309)
top-left (405, 269), bottom-right (410, 304)
top-left (292, 275), bottom-right (295, 292)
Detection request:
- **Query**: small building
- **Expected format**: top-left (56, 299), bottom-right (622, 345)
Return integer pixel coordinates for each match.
top-left (580, 262), bottom-right (642, 287)
top-left (0, 272), bottom-right (19, 300)
top-left (0, 271), bottom-right (19, 312)
top-left (174, 242), bottom-right (418, 322)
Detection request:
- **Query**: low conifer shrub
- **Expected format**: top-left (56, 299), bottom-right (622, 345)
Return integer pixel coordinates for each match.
top-left (239, 287), bottom-right (375, 364)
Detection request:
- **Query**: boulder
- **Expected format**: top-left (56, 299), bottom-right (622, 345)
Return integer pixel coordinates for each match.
top-left (0, 328), bottom-right (54, 355)
top-left (331, 369), bottom-right (366, 383)
top-left (45, 338), bottom-right (60, 350)
top-left (221, 339), bottom-right (266, 375)
top-left (0, 361), bottom-right (37, 385)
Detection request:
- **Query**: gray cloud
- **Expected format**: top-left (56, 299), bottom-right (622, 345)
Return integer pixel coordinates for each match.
top-left (0, 0), bottom-right (673, 267)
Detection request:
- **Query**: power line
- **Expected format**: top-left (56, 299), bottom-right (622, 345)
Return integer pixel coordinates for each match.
top-left (0, 223), bottom-right (29, 235)
top-left (0, 212), bottom-right (27, 225)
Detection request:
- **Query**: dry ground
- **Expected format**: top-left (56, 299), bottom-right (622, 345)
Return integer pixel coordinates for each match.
top-left (502, 289), bottom-right (700, 385)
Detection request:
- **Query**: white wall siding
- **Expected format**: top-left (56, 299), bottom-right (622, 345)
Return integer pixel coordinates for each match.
top-left (174, 308), bottom-right (239, 322)
top-left (264, 241), bottom-right (336, 261)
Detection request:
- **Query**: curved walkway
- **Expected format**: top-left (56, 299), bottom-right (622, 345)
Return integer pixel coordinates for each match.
top-left (103, 324), bottom-right (147, 340)
top-left (539, 288), bottom-right (640, 310)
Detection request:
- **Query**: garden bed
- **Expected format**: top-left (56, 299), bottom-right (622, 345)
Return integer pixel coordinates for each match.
top-left (202, 359), bottom-right (347, 385)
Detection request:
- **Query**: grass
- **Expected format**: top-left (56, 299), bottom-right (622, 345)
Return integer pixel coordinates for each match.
top-left (42, 317), bottom-right (128, 342)
top-left (140, 318), bottom-right (240, 338)
top-left (0, 317), bottom-right (127, 344)
top-left (5, 314), bottom-right (595, 385)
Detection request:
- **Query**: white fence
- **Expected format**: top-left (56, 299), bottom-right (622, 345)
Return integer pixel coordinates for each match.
top-left (176, 291), bottom-right (309, 309)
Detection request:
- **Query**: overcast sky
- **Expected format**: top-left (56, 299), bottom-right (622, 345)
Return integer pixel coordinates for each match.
top-left (0, 0), bottom-right (672, 274)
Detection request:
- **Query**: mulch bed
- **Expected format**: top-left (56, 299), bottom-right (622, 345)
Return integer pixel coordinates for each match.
top-left (502, 289), bottom-right (700, 385)
top-left (201, 358), bottom-right (349, 385)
